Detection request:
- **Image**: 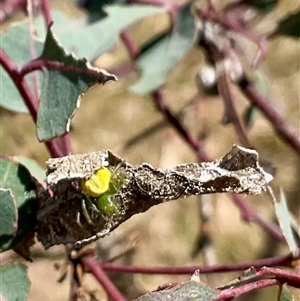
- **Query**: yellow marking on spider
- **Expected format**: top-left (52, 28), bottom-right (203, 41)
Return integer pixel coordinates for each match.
top-left (80, 167), bottom-right (111, 197)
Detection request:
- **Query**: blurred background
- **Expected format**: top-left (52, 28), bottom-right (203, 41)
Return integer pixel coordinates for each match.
top-left (0, 0), bottom-right (299, 300)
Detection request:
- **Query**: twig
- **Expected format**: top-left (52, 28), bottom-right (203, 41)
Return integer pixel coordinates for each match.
top-left (231, 193), bottom-right (284, 241)
top-left (258, 266), bottom-right (300, 288)
top-left (0, 48), bottom-right (64, 157)
top-left (212, 279), bottom-right (279, 301)
top-left (196, 8), bottom-right (268, 65)
top-left (126, 0), bottom-right (179, 15)
top-left (82, 257), bottom-right (127, 301)
top-left (99, 249), bottom-right (299, 274)
top-left (152, 90), bottom-right (210, 161)
top-left (120, 31), bottom-right (140, 61)
top-left (0, 0), bottom-right (27, 23)
top-left (19, 59), bottom-right (107, 78)
top-left (239, 76), bottom-right (300, 155)
top-left (216, 61), bottom-right (251, 147)
top-left (40, 0), bottom-right (52, 27)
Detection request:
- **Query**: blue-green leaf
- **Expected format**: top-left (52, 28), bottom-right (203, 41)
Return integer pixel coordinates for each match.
top-left (0, 157), bottom-right (36, 252)
top-left (44, 6), bottom-right (165, 60)
top-left (36, 26), bottom-right (117, 141)
top-left (133, 280), bottom-right (219, 301)
top-left (0, 189), bottom-right (18, 237)
top-left (0, 22), bottom-right (43, 113)
top-left (0, 263), bottom-right (30, 301)
top-left (130, 1), bottom-right (195, 94)
top-left (15, 156), bottom-right (46, 181)
top-left (278, 285), bottom-right (294, 301)
top-left (273, 188), bottom-right (298, 256)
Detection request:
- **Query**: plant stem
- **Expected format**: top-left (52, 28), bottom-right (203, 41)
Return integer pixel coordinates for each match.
top-left (99, 249), bottom-right (299, 274)
top-left (82, 257), bottom-right (127, 301)
top-left (0, 48), bottom-right (64, 157)
top-left (239, 76), bottom-right (300, 155)
top-left (212, 279), bottom-right (279, 301)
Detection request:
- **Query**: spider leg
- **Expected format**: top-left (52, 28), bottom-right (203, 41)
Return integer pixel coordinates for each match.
top-left (82, 198), bottom-right (94, 225)
top-left (74, 226), bottom-right (111, 249)
top-left (76, 210), bottom-right (83, 228)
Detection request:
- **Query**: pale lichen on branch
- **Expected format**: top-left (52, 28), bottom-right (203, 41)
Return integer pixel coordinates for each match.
top-left (36, 145), bottom-right (272, 249)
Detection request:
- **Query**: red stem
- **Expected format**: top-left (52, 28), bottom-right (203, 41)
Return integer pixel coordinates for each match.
top-left (120, 32), bottom-right (140, 61)
top-left (152, 90), bottom-right (211, 161)
top-left (99, 249), bottom-right (299, 275)
top-left (0, 48), bottom-right (64, 157)
top-left (231, 194), bottom-right (284, 241)
top-left (196, 8), bottom-right (268, 63)
top-left (239, 77), bottom-right (300, 155)
top-left (20, 58), bottom-right (106, 78)
top-left (126, 0), bottom-right (179, 14)
top-left (82, 257), bottom-right (127, 301)
top-left (258, 267), bottom-right (300, 289)
top-left (212, 279), bottom-right (279, 301)
top-left (41, 0), bottom-right (52, 27)
top-left (0, 0), bottom-right (27, 23)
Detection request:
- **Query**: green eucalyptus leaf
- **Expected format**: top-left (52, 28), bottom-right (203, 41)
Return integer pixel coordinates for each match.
top-left (0, 189), bottom-right (18, 237)
top-left (0, 157), bottom-right (36, 252)
top-left (133, 280), bottom-right (220, 301)
top-left (0, 21), bottom-right (43, 113)
top-left (0, 263), bottom-right (30, 301)
top-left (273, 188), bottom-right (298, 256)
top-left (131, 1), bottom-right (195, 94)
top-left (36, 26), bottom-right (117, 141)
top-left (15, 156), bottom-right (46, 181)
top-left (47, 6), bottom-right (165, 60)
top-left (278, 285), bottom-right (294, 301)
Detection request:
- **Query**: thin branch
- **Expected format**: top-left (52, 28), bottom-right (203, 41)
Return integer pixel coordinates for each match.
top-left (258, 267), bottom-right (300, 289)
top-left (120, 31), bottom-right (140, 61)
top-left (126, 0), bottom-right (179, 14)
top-left (19, 59), bottom-right (104, 78)
top-left (0, 48), bottom-right (38, 120)
top-left (231, 194), bottom-right (284, 241)
top-left (82, 257), bottom-right (127, 301)
top-left (239, 76), bottom-right (300, 155)
top-left (152, 90), bottom-right (210, 161)
top-left (196, 8), bottom-right (268, 65)
top-left (216, 61), bottom-right (251, 147)
top-left (40, 0), bottom-right (52, 27)
top-left (99, 249), bottom-right (299, 275)
top-left (0, 48), bottom-right (64, 157)
top-left (0, 0), bottom-right (27, 23)
top-left (212, 279), bottom-right (279, 301)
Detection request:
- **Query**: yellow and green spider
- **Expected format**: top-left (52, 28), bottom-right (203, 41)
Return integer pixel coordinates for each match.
top-left (78, 167), bottom-right (124, 225)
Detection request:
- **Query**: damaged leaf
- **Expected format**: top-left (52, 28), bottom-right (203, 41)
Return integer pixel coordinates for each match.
top-left (36, 145), bottom-right (273, 249)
